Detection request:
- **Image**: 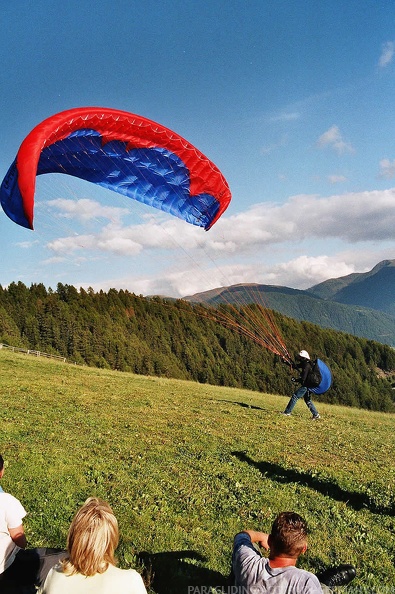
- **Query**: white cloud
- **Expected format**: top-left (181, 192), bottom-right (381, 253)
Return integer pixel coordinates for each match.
top-left (47, 230), bottom-right (143, 256)
top-left (215, 188), bottom-right (395, 247)
top-left (46, 188), bottom-right (395, 258)
top-left (41, 188), bottom-right (395, 296)
top-left (47, 198), bottom-right (129, 223)
top-left (47, 234), bottom-right (95, 253)
top-left (379, 158), bottom-right (395, 179)
top-left (15, 240), bottom-right (40, 249)
top-left (247, 247), bottom-right (395, 291)
top-left (267, 255), bottom-right (356, 288)
top-left (316, 125), bottom-right (354, 154)
top-left (379, 41), bottom-right (394, 68)
top-left (43, 256), bottom-right (67, 265)
top-left (327, 174), bottom-right (347, 184)
top-left (76, 253), bottom-right (374, 296)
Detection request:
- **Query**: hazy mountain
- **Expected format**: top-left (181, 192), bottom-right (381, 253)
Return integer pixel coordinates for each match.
top-left (184, 267), bottom-right (395, 346)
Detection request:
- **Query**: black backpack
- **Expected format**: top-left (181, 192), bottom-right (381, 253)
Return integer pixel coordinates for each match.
top-left (305, 359), bottom-right (322, 388)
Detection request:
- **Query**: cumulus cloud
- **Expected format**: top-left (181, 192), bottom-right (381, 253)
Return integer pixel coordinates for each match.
top-left (242, 248), bottom-right (393, 291)
top-left (78, 254), bottom-right (364, 297)
top-left (16, 240), bottom-right (40, 249)
top-left (266, 255), bottom-right (356, 288)
top-left (215, 188), bottom-right (395, 247)
top-left (379, 41), bottom-right (394, 68)
top-left (47, 198), bottom-right (129, 223)
top-left (43, 188), bottom-right (395, 295)
top-left (42, 256), bottom-right (68, 265)
top-left (316, 125), bottom-right (354, 154)
top-left (47, 230), bottom-right (144, 256)
top-left (46, 188), bottom-right (395, 258)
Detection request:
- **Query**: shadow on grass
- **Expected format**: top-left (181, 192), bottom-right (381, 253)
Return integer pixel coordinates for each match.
top-left (216, 399), bottom-right (267, 411)
top-left (138, 550), bottom-right (230, 594)
top-left (232, 451), bottom-right (394, 516)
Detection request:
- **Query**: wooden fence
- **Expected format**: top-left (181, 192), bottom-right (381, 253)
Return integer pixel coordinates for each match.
top-left (0, 343), bottom-right (66, 363)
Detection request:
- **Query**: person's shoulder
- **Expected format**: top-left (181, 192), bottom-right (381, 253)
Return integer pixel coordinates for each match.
top-left (0, 491), bottom-right (24, 507)
top-left (233, 532), bottom-right (253, 547)
top-left (0, 491), bottom-right (18, 499)
top-left (108, 564), bottom-right (145, 581)
top-left (293, 566), bottom-right (322, 591)
top-left (112, 565), bottom-right (141, 573)
top-left (42, 565), bottom-right (147, 591)
top-left (109, 565), bottom-right (140, 574)
top-left (233, 532), bottom-right (263, 560)
top-left (37, 565), bottom-right (64, 594)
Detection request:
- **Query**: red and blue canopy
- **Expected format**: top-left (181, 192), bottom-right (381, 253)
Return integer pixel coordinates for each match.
top-left (0, 107), bottom-right (231, 231)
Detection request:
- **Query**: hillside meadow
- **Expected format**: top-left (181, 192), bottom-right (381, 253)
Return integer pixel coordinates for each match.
top-left (1, 348), bottom-right (395, 593)
top-left (2, 281), bottom-right (395, 413)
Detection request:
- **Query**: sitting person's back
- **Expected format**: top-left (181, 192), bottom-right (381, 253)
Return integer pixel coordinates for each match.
top-left (232, 511), bottom-right (356, 593)
top-left (233, 512), bottom-right (321, 593)
top-left (42, 562), bottom-right (146, 594)
top-left (39, 497), bottom-right (147, 594)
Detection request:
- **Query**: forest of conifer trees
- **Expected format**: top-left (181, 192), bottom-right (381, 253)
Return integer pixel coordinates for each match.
top-left (1, 281), bottom-right (395, 412)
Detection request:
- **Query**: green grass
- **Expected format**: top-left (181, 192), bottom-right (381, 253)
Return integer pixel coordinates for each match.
top-left (1, 349), bottom-right (395, 593)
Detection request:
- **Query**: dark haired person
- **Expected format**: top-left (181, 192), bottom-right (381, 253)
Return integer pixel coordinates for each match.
top-left (0, 454), bottom-right (65, 590)
top-left (232, 511), bottom-right (356, 593)
top-left (282, 350), bottom-right (321, 419)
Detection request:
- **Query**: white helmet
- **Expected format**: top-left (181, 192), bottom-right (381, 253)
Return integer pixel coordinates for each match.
top-left (299, 350), bottom-right (310, 360)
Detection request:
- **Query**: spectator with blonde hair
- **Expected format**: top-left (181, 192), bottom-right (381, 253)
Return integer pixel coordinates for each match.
top-left (39, 497), bottom-right (147, 593)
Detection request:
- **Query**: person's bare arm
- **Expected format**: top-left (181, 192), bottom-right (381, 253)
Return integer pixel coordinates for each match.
top-left (9, 524), bottom-right (27, 548)
top-left (242, 530), bottom-right (269, 550)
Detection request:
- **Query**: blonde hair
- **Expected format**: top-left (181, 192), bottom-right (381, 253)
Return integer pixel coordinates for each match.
top-left (62, 497), bottom-right (119, 576)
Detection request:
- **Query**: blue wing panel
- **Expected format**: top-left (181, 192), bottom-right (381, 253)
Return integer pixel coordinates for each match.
top-left (37, 130), bottom-right (220, 229)
top-left (0, 160), bottom-right (31, 229)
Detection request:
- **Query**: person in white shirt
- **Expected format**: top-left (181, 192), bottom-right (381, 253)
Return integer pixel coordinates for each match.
top-left (0, 478), bottom-right (28, 573)
top-left (0, 454), bottom-right (65, 590)
top-left (39, 496), bottom-right (147, 594)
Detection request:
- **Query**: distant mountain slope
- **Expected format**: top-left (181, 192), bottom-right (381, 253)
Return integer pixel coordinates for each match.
top-left (308, 260), bottom-right (395, 316)
top-left (184, 283), bottom-right (395, 346)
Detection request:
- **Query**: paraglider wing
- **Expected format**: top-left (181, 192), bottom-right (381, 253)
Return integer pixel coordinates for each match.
top-left (0, 107), bottom-right (231, 231)
top-left (309, 359), bottom-right (332, 395)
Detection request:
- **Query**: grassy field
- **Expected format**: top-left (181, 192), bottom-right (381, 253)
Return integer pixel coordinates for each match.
top-left (1, 348), bottom-right (395, 593)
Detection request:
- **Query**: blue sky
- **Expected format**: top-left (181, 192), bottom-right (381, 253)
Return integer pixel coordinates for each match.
top-left (2, 1), bottom-right (395, 297)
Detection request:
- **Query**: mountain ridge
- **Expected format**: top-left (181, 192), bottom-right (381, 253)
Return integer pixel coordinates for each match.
top-left (308, 259), bottom-right (395, 316)
top-left (184, 260), bottom-right (395, 346)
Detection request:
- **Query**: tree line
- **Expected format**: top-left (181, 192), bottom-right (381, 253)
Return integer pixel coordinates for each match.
top-left (1, 281), bottom-right (395, 412)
